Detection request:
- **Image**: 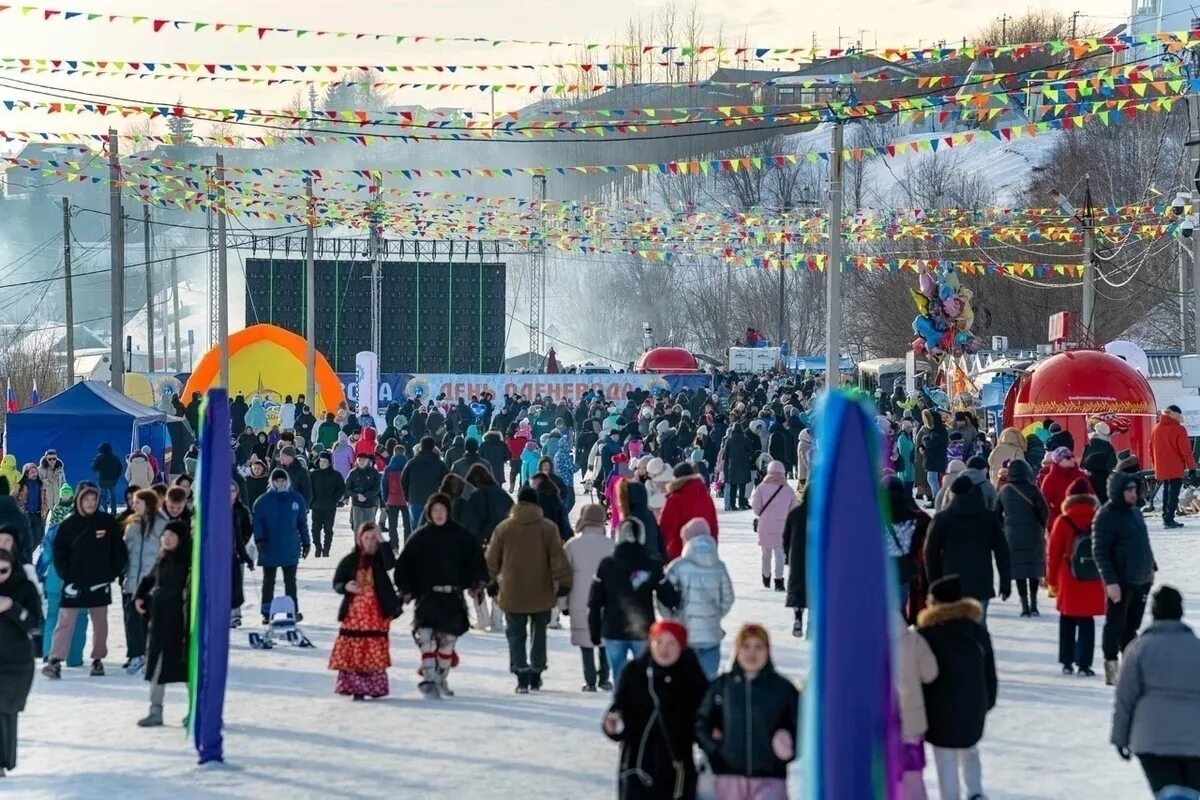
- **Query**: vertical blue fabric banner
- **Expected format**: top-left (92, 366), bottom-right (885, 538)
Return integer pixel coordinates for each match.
top-left (188, 388), bottom-right (232, 764)
top-left (802, 391), bottom-right (900, 799)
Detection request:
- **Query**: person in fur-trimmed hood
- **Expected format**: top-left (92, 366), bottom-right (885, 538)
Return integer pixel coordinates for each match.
top-left (659, 463), bottom-right (719, 562)
top-left (1046, 477), bottom-right (1105, 677)
top-left (918, 574), bottom-right (997, 800)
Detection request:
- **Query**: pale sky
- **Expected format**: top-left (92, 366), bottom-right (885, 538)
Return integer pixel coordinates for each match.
top-left (0, 0), bottom-right (1131, 140)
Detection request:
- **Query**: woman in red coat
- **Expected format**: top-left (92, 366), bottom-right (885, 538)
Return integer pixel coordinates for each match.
top-left (1046, 477), bottom-right (1106, 677)
top-left (1038, 447), bottom-right (1086, 532)
top-left (659, 463), bottom-right (719, 561)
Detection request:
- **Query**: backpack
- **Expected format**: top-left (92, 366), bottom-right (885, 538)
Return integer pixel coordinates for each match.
top-left (1064, 517), bottom-right (1101, 582)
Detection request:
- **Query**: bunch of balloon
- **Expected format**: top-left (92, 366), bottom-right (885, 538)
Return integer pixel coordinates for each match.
top-left (910, 264), bottom-right (980, 408)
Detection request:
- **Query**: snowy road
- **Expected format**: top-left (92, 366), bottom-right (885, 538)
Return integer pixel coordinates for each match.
top-left (15, 493), bottom-right (1194, 799)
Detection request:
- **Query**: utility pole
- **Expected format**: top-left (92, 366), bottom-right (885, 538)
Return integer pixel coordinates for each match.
top-left (529, 174), bottom-right (547, 368)
top-left (777, 238), bottom-right (786, 346)
top-left (62, 197), bottom-right (74, 386)
top-left (305, 177), bottom-right (317, 409)
top-left (143, 204), bottom-right (154, 370)
top-left (1189, 75), bottom-right (1200, 356)
top-left (1081, 180), bottom-right (1095, 341)
top-left (1070, 10), bottom-right (1081, 40)
top-left (825, 119), bottom-right (844, 382)
top-left (216, 155), bottom-right (229, 389)
top-left (171, 249), bottom-right (182, 372)
top-left (369, 178), bottom-right (383, 360)
top-left (108, 129), bottom-right (124, 392)
top-left (999, 14), bottom-right (1011, 45)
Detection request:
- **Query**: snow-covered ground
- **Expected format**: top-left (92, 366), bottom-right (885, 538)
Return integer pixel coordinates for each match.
top-left (14, 486), bottom-right (1194, 799)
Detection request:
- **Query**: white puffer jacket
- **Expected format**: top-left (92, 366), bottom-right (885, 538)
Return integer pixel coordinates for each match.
top-left (659, 533), bottom-right (734, 648)
top-left (122, 513), bottom-right (168, 594)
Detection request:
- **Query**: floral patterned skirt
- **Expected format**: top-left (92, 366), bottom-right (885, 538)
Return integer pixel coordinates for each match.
top-left (334, 670), bottom-right (389, 698)
top-left (329, 587), bottom-right (392, 674)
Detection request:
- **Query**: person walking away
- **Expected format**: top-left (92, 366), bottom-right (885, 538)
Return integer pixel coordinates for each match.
top-left (661, 518), bottom-right (734, 679)
top-left (564, 504), bottom-right (615, 691)
top-left (479, 429), bottom-right (509, 486)
top-left (316, 412), bottom-right (341, 450)
top-left (1046, 478), bottom-right (1105, 676)
top-left (933, 460), bottom-right (967, 513)
top-left (133, 520), bottom-right (191, 727)
top-left (1111, 585), bottom-right (1200, 794)
top-left (996, 460), bottom-right (1049, 618)
top-left (43, 483), bottom-right (124, 678)
top-left (252, 469), bottom-right (310, 624)
top-left (750, 461), bottom-right (798, 591)
top-left (924, 476), bottom-right (1011, 627)
top-left (660, 462), bottom-right (720, 562)
top-left (917, 575), bottom-right (997, 800)
top-left (90, 443), bottom-right (123, 514)
top-left (1093, 473), bottom-right (1157, 686)
top-left (1038, 447), bottom-right (1087, 532)
top-left (695, 623), bottom-right (801, 800)
top-left (451, 437), bottom-right (486, 480)
top-left (987, 427), bottom-right (1026, 487)
top-left (1081, 421), bottom-right (1117, 481)
top-left (465, 464), bottom-right (513, 631)
top-left (121, 489), bottom-right (166, 674)
top-left (15, 465), bottom-right (47, 553)
top-left (883, 475), bottom-right (927, 618)
top-left (346, 452), bottom-right (382, 534)
top-left (505, 424), bottom-right (530, 492)
top-left (37, 450), bottom-right (65, 512)
top-left (401, 436), bottom-right (449, 532)
top-left (1150, 404), bottom-right (1196, 528)
top-left (0, 549), bottom-right (41, 776)
top-left (308, 452), bottom-right (346, 558)
top-left (124, 450), bottom-right (154, 495)
top-left (589, 518), bottom-right (680, 687)
top-left (897, 612), bottom-right (939, 799)
top-left (486, 488), bottom-right (572, 693)
top-left (722, 426), bottom-right (752, 511)
top-left (603, 619), bottom-right (709, 800)
top-left (383, 446), bottom-right (411, 550)
top-left (394, 495), bottom-right (487, 699)
top-left (617, 479), bottom-right (664, 562)
top-left (37, 485), bottom-right (87, 666)
top-left (330, 522), bottom-right (399, 700)
top-left (920, 409), bottom-right (949, 497)
top-left (784, 494), bottom-right (809, 638)
top-left (331, 432), bottom-right (355, 479)
top-left (230, 480), bottom-right (254, 629)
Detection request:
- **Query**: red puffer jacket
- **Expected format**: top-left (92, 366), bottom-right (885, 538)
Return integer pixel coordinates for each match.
top-left (1150, 411), bottom-right (1196, 480)
top-left (1046, 494), bottom-right (1105, 617)
top-left (1039, 463), bottom-right (1086, 530)
top-left (659, 474), bottom-right (719, 561)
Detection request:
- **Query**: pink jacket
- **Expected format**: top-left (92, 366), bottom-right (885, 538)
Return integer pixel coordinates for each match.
top-left (750, 463), bottom-right (798, 549)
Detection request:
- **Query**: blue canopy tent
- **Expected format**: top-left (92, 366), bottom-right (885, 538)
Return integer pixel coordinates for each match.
top-left (5, 381), bottom-right (177, 492)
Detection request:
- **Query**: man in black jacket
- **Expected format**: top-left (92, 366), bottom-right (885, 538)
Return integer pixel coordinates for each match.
top-left (44, 483), bottom-right (124, 678)
top-left (276, 446), bottom-right (312, 508)
top-left (451, 438), bottom-right (486, 478)
top-left (401, 436), bottom-right (449, 529)
top-left (346, 452), bottom-right (382, 533)
top-left (1094, 472), bottom-right (1157, 685)
top-left (925, 475), bottom-right (1011, 629)
top-left (90, 442), bottom-right (123, 514)
top-left (479, 429), bottom-right (509, 482)
top-left (308, 452), bottom-right (346, 557)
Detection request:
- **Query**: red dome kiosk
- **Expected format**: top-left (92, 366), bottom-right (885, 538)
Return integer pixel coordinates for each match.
top-left (634, 347), bottom-right (700, 375)
top-left (1003, 349), bottom-right (1156, 466)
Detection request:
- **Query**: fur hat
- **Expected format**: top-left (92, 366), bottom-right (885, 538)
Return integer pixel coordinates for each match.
top-left (1092, 421), bottom-right (1111, 438)
top-left (636, 455), bottom-right (654, 472)
top-left (645, 457), bottom-right (669, 481)
top-left (1051, 447), bottom-right (1073, 464)
top-left (648, 619), bottom-right (689, 650)
top-left (945, 459), bottom-right (967, 477)
top-left (929, 575), bottom-right (964, 605)
top-left (681, 517), bottom-right (711, 542)
top-left (617, 517), bottom-right (645, 545)
top-left (1067, 477), bottom-right (1093, 497)
top-left (574, 503), bottom-right (606, 532)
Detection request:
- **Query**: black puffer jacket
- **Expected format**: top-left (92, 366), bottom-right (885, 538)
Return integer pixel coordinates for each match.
top-left (925, 489), bottom-right (1011, 601)
top-left (400, 451), bottom-right (450, 507)
top-left (345, 466), bottom-right (381, 508)
top-left (695, 661), bottom-right (800, 779)
top-left (308, 464), bottom-right (346, 512)
top-left (479, 431), bottom-right (510, 481)
top-left (52, 490), bottom-right (125, 608)
top-left (90, 442), bottom-right (123, 488)
top-left (1093, 472), bottom-right (1156, 587)
top-left (393, 520), bottom-right (487, 636)
top-left (783, 499), bottom-right (808, 610)
top-left (588, 541), bottom-right (679, 644)
top-left (136, 542), bottom-right (191, 685)
top-left (996, 460), bottom-right (1049, 580)
top-left (722, 428), bottom-right (752, 485)
top-left (918, 598), bottom-right (997, 749)
top-left (466, 483), bottom-right (514, 547)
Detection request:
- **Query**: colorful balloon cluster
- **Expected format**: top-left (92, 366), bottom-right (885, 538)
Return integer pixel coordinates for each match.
top-left (910, 265), bottom-right (979, 357)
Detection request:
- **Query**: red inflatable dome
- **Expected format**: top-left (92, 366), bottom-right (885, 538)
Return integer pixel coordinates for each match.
top-left (1003, 349), bottom-right (1156, 467)
top-left (634, 347), bottom-right (700, 374)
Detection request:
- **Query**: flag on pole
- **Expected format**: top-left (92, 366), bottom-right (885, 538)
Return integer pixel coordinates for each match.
top-left (30, 380), bottom-right (39, 405)
top-left (5, 380), bottom-right (17, 413)
top-left (801, 390), bottom-right (901, 800)
top-left (187, 388), bottom-right (232, 765)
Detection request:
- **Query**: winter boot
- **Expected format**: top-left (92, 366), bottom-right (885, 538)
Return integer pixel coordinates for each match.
top-left (137, 704), bottom-right (164, 727)
top-left (582, 683), bottom-right (597, 692)
top-left (435, 669), bottom-right (455, 698)
top-left (90, 659), bottom-right (105, 677)
top-left (774, 578), bottom-right (785, 592)
top-left (42, 659), bottom-right (62, 680)
top-left (1078, 666), bottom-right (1096, 677)
top-left (1062, 664), bottom-right (1074, 675)
top-left (1029, 596), bottom-right (1040, 617)
top-left (418, 681), bottom-right (440, 699)
top-left (1104, 660), bottom-right (1120, 686)
top-left (599, 678), bottom-right (613, 691)
top-left (762, 575), bottom-right (770, 589)
top-left (230, 609), bottom-right (242, 629)
top-left (528, 671), bottom-right (543, 692)
top-left (515, 671), bottom-right (530, 694)
top-left (1018, 594), bottom-right (1030, 618)
top-left (125, 656), bottom-right (145, 676)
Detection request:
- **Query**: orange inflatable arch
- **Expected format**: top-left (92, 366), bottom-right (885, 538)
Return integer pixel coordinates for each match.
top-left (182, 324), bottom-right (346, 416)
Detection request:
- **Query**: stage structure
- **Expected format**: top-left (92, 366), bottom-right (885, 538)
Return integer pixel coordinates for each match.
top-left (244, 238), bottom-right (509, 374)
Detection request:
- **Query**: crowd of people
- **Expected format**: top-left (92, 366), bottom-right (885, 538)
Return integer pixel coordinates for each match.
top-left (0, 374), bottom-right (1198, 799)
